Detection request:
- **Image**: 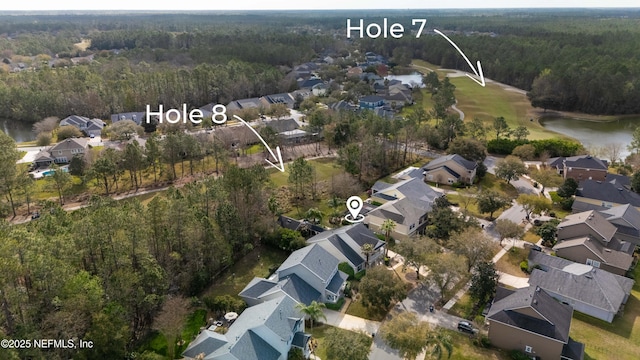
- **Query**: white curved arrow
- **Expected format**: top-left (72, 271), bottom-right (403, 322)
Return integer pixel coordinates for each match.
top-left (233, 115), bottom-right (285, 172)
top-left (434, 29), bottom-right (486, 87)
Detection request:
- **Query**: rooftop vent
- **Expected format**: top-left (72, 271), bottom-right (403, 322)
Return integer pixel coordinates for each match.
top-left (585, 274), bottom-right (593, 279)
top-left (533, 299), bottom-right (538, 305)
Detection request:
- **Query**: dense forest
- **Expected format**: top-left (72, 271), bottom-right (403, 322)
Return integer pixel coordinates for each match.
top-left (0, 166), bottom-right (274, 359)
top-left (2, 10), bottom-right (640, 122)
top-left (357, 11), bottom-right (640, 115)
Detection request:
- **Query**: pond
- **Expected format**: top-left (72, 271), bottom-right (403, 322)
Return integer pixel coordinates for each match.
top-left (0, 118), bottom-right (36, 143)
top-left (385, 72), bottom-right (424, 88)
top-left (539, 116), bottom-right (640, 160)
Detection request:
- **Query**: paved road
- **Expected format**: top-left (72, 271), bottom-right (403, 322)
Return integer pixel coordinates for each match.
top-left (369, 282), bottom-right (468, 360)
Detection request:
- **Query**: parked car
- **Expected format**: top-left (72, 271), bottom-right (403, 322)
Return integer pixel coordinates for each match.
top-left (530, 244), bottom-right (542, 252)
top-left (457, 321), bottom-right (477, 334)
top-left (31, 211), bottom-right (40, 220)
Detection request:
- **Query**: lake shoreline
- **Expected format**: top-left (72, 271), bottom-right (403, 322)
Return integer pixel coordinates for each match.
top-left (534, 110), bottom-right (640, 124)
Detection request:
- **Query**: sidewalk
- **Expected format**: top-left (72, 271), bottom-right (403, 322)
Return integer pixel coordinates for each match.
top-left (322, 308), bottom-right (381, 336)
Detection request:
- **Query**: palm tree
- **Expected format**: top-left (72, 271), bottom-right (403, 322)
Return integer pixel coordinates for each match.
top-left (380, 219), bottom-right (397, 257)
top-left (426, 329), bottom-right (453, 360)
top-left (361, 243), bottom-right (374, 268)
top-left (295, 301), bottom-right (327, 329)
top-left (305, 208), bottom-right (323, 225)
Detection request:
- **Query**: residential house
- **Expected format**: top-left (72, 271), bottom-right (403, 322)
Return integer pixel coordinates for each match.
top-left (226, 97), bottom-right (265, 112)
top-left (486, 286), bottom-right (584, 360)
top-left (262, 118), bottom-right (311, 144)
top-left (263, 93), bottom-right (296, 109)
top-left (60, 115), bottom-right (105, 137)
top-left (358, 95), bottom-right (385, 109)
top-left (212, 126), bottom-right (257, 150)
top-left (528, 251), bottom-right (633, 323)
top-left (553, 210), bottom-right (635, 275)
top-left (547, 155), bottom-right (608, 181)
top-left (297, 78), bottom-right (324, 90)
top-left (182, 295), bottom-right (311, 360)
top-left (240, 244), bottom-right (347, 306)
top-left (278, 215), bottom-right (325, 238)
top-left (599, 204), bottom-right (640, 246)
top-left (327, 100), bottom-right (357, 112)
top-left (110, 112), bottom-right (146, 125)
top-left (365, 177), bottom-right (442, 239)
top-left (33, 138), bottom-right (88, 167)
top-left (312, 83), bottom-right (329, 96)
top-left (573, 177), bottom-right (640, 212)
top-left (423, 154), bottom-right (478, 185)
top-left (306, 223), bottom-right (385, 272)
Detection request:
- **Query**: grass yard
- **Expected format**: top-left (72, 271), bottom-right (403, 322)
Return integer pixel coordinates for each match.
top-left (495, 247), bottom-right (528, 277)
top-left (569, 266), bottom-right (640, 360)
top-left (307, 324), bottom-right (373, 360)
top-left (522, 230), bottom-right (541, 244)
top-left (444, 330), bottom-right (511, 360)
top-left (203, 246), bottom-right (289, 299)
top-left (139, 308), bottom-right (207, 359)
top-left (268, 157), bottom-right (344, 188)
top-left (345, 297), bottom-right (390, 322)
top-left (478, 174), bottom-right (519, 199)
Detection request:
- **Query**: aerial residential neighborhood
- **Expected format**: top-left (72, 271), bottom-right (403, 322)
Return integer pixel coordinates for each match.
top-left (1, 5), bottom-right (640, 360)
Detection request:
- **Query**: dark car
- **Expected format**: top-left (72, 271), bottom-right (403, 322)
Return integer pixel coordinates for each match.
top-left (457, 321), bottom-right (476, 334)
top-left (31, 211), bottom-right (40, 220)
top-left (530, 244), bottom-right (542, 252)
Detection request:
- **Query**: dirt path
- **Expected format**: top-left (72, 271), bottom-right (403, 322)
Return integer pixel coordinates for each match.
top-left (7, 143), bottom-right (335, 225)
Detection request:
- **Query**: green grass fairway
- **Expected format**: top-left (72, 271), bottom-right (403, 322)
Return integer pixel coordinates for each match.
top-left (411, 59), bottom-right (565, 141)
top-left (269, 157), bottom-right (344, 187)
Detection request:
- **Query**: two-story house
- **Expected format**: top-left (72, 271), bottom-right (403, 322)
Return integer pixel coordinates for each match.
top-left (182, 295), bottom-right (311, 360)
top-left (573, 177), bottom-right (640, 213)
top-left (60, 115), bottom-right (105, 137)
top-left (365, 177), bottom-right (442, 239)
top-left (528, 251), bottom-right (633, 323)
top-left (548, 155), bottom-right (608, 182)
top-left (33, 138), bottom-right (88, 167)
top-left (423, 154), bottom-right (478, 185)
top-left (553, 210), bottom-right (635, 276)
top-left (487, 286), bottom-right (584, 360)
top-left (306, 223), bottom-right (385, 273)
top-left (240, 244), bottom-right (348, 306)
top-left (358, 95), bottom-right (385, 109)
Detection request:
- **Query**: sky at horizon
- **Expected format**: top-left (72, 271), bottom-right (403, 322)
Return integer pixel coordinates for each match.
top-left (1, 1), bottom-right (639, 11)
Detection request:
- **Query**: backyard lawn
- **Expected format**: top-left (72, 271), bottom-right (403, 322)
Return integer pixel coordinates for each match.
top-left (203, 246), bottom-right (289, 300)
top-left (307, 324), bottom-right (373, 360)
top-left (569, 266), bottom-right (640, 360)
top-left (495, 247), bottom-right (528, 277)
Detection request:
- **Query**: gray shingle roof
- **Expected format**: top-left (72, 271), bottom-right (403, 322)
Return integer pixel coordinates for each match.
top-left (529, 266), bottom-right (631, 313)
top-left (239, 278), bottom-right (279, 300)
top-left (277, 274), bottom-right (322, 306)
top-left (528, 252), bottom-right (633, 312)
top-left (277, 244), bottom-right (338, 284)
top-left (599, 204), bottom-right (640, 238)
top-left (576, 179), bottom-right (640, 207)
top-left (182, 330), bottom-right (228, 359)
top-left (424, 154), bottom-right (477, 172)
top-left (326, 270), bottom-right (348, 295)
top-left (111, 112), bottom-right (145, 125)
top-left (487, 286), bottom-right (572, 343)
top-left (185, 295), bottom-right (303, 360)
top-left (553, 235), bottom-right (634, 271)
top-left (328, 235), bottom-right (364, 268)
top-left (557, 210), bottom-right (617, 243)
top-left (264, 118), bottom-right (299, 133)
top-left (307, 223), bottom-right (385, 268)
